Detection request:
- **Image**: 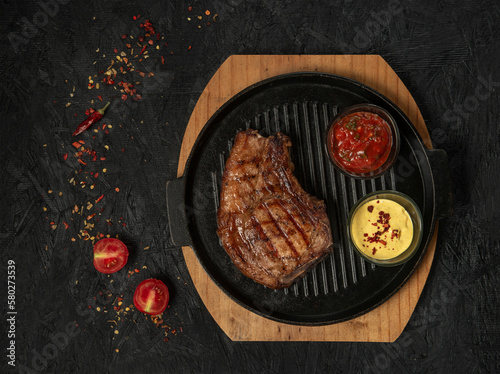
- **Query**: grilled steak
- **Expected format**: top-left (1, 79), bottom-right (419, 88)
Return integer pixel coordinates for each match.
top-left (216, 129), bottom-right (333, 289)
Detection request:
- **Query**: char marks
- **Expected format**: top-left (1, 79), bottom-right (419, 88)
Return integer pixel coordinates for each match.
top-left (216, 129), bottom-right (333, 289)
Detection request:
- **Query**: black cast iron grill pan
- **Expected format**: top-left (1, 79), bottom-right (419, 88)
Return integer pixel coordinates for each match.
top-left (166, 73), bottom-right (453, 325)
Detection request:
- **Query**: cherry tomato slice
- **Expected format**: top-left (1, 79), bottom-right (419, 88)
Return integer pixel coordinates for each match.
top-left (133, 279), bottom-right (169, 315)
top-left (93, 238), bottom-right (129, 274)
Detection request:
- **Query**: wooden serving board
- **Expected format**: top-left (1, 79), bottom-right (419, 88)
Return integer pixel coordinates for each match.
top-left (177, 55), bottom-right (437, 342)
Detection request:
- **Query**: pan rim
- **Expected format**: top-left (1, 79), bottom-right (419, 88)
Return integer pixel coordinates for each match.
top-left (179, 71), bottom-right (439, 326)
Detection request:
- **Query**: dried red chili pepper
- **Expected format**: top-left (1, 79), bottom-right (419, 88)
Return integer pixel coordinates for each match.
top-left (72, 102), bottom-right (110, 136)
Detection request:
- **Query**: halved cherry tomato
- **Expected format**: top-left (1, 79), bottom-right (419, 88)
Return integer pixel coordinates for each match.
top-left (133, 279), bottom-right (169, 315)
top-left (93, 238), bottom-right (129, 274)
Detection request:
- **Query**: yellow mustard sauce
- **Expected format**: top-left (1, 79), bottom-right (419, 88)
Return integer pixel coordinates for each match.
top-left (351, 199), bottom-right (413, 260)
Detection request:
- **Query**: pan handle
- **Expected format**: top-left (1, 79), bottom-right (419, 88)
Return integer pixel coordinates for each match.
top-left (166, 176), bottom-right (193, 248)
top-left (426, 148), bottom-right (454, 219)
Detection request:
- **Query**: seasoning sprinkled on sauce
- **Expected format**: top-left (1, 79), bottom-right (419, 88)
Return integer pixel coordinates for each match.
top-left (351, 199), bottom-right (413, 260)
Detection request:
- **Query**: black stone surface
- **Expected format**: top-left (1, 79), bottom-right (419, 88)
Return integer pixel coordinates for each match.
top-left (1, 0), bottom-right (499, 373)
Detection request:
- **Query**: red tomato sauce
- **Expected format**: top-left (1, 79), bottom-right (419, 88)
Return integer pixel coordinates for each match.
top-left (329, 111), bottom-right (392, 174)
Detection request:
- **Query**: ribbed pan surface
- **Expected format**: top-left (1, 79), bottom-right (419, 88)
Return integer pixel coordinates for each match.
top-left (182, 73), bottom-right (435, 325)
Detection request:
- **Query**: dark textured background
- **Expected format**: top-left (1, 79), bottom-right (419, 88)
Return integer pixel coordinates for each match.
top-left (1, 0), bottom-right (499, 373)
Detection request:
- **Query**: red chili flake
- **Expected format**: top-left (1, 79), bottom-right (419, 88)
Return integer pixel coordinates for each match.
top-left (95, 194), bottom-right (104, 203)
top-left (72, 141), bottom-right (81, 148)
top-left (63, 153), bottom-right (68, 160)
top-left (121, 34), bottom-right (128, 39)
top-left (87, 213), bottom-right (96, 220)
top-left (94, 172), bottom-right (99, 178)
top-left (205, 10), bottom-right (210, 15)
top-left (372, 247), bottom-right (377, 255)
top-left (134, 268), bottom-right (139, 273)
top-left (367, 205), bottom-right (374, 213)
top-left (138, 36), bottom-right (145, 42)
top-left (115, 187), bottom-right (120, 192)
top-left (188, 6), bottom-right (192, 11)
top-left (113, 48), bottom-right (118, 53)
top-left (98, 95), bottom-right (103, 101)
top-left (141, 19), bottom-right (156, 35)
top-left (77, 159), bottom-right (87, 166)
top-left (188, 45), bottom-right (192, 50)
top-left (63, 222), bottom-right (69, 229)
top-left (121, 94), bottom-right (128, 101)
top-left (133, 15), bottom-right (137, 20)
top-left (161, 56), bottom-right (165, 64)
top-left (365, 210), bottom-right (392, 246)
top-left (139, 45), bottom-right (147, 55)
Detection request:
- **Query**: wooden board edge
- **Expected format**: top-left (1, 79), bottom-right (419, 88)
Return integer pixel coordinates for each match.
top-left (177, 55), bottom-right (437, 341)
top-left (182, 228), bottom-right (437, 342)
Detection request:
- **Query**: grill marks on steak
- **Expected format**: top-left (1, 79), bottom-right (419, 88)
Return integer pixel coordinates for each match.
top-left (216, 129), bottom-right (333, 289)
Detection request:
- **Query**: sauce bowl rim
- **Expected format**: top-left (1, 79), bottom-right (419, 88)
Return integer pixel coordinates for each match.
top-left (325, 103), bottom-right (401, 180)
top-left (347, 190), bottom-right (424, 267)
